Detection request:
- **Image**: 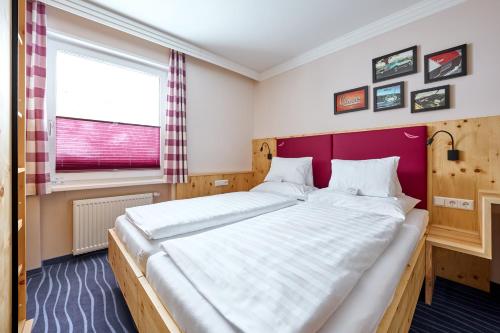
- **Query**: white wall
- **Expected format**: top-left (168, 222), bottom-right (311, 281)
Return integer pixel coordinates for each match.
top-left (47, 6), bottom-right (255, 173)
top-left (253, 0), bottom-right (500, 138)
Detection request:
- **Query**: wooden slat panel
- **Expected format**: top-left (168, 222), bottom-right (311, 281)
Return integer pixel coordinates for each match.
top-left (252, 138), bottom-right (276, 187)
top-left (175, 172), bottom-right (253, 199)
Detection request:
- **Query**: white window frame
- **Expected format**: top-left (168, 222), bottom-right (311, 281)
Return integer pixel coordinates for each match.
top-left (47, 32), bottom-right (168, 190)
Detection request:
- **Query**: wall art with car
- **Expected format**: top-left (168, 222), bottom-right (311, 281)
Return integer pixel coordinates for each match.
top-left (333, 44), bottom-right (468, 115)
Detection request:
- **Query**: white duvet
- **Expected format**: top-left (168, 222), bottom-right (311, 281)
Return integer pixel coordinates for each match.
top-left (161, 202), bottom-right (404, 333)
top-left (125, 191), bottom-right (297, 240)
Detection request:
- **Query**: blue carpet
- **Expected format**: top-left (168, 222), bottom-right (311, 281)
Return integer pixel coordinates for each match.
top-left (28, 252), bottom-right (500, 333)
top-left (27, 251), bottom-right (137, 333)
top-left (411, 278), bottom-right (500, 333)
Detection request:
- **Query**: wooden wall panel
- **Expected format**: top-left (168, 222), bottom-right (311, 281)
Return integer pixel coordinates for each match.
top-left (428, 117), bottom-right (500, 231)
top-left (434, 247), bottom-right (491, 291)
top-left (251, 115), bottom-right (500, 290)
top-left (252, 139), bottom-right (276, 187)
top-left (175, 172), bottom-right (253, 199)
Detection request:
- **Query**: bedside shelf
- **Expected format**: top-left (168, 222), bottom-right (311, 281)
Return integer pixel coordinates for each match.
top-left (426, 190), bottom-right (500, 305)
top-left (427, 224), bottom-right (483, 258)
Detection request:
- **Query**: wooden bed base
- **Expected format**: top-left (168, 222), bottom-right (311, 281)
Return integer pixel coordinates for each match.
top-left (108, 228), bottom-right (425, 333)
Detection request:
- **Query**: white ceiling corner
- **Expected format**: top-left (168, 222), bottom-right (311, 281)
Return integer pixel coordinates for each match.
top-left (42, 0), bottom-right (261, 80)
top-left (42, 0), bottom-right (466, 81)
top-left (259, 0), bottom-right (466, 80)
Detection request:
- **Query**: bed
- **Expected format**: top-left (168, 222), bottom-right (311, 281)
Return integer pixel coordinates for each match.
top-left (108, 125), bottom-right (428, 333)
top-left (115, 190), bottom-right (302, 273)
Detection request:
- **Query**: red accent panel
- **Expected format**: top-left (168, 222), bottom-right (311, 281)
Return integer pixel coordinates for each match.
top-left (56, 117), bottom-right (160, 171)
top-left (332, 126), bottom-right (427, 209)
top-left (277, 135), bottom-right (333, 188)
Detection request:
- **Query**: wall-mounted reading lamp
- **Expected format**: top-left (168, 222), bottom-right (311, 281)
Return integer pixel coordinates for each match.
top-left (427, 130), bottom-right (459, 161)
top-left (260, 142), bottom-right (273, 160)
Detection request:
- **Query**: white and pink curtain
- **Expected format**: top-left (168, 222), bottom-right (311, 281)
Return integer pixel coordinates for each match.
top-left (26, 0), bottom-right (50, 195)
top-left (164, 50), bottom-right (188, 183)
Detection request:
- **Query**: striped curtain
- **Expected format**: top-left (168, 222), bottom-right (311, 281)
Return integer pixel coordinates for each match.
top-left (164, 50), bottom-right (188, 183)
top-left (26, 0), bottom-right (50, 195)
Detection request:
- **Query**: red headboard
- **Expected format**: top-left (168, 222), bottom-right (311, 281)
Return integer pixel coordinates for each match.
top-left (332, 126), bottom-right (427, 209)
top-left (276, 134), bottom-right (332, 188)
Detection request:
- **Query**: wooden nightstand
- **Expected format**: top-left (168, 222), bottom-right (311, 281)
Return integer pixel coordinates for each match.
top-left (425, 190), bottom-right (500, 304)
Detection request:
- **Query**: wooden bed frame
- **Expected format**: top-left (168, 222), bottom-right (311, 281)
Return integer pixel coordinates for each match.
top-left (108, 228), bottom-right (426, 333)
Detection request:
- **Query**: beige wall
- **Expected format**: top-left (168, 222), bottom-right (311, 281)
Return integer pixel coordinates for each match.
top-left (27, 184), bottom-right (172, 270)
top-left (27, 7), bottom-right (255, 269)
top-left (0, 0), bottom-right (12, 329)
top-left (47, 6), bottom-right (255, 173)
top-left (253, 0), bottom-right (500, 138)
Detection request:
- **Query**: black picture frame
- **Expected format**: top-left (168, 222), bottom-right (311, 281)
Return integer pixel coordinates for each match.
top-left (334, 85), bottom-right (369, 115)
top-left (424, 44), bottom-right (467, 83)
top-left (372, 46), bottom-right (417, 83)
top-left (411, 85), bottom-right (450, 113)
top-left (373, 81), bottom-right (405, 112)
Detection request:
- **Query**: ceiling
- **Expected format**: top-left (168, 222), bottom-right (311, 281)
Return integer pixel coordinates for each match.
top-left (82, 0), bottom-right (463, 79)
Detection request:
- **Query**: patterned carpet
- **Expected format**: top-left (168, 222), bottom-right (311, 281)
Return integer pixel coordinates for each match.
top-left (28, 251), bottom-right (500, 333)
top-left (411, 278), bottom-right (500, 333)
top-left (27, 251), bottom-right (137, 333)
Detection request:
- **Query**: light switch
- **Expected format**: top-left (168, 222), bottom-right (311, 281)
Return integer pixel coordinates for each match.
top-left (433, 196), bottom-right (446, 206)
top-left (214, 179), bottom-right (229, 187)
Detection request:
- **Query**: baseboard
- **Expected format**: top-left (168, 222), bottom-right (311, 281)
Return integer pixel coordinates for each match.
top-left (42, 254), bottom-right (74, 266)
top-left (26, 267), bottom-right (42, 278)
top-left (26, 249), bottom-right (109, 277)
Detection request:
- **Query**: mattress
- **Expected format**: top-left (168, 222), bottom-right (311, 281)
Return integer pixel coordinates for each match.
top-left (115, 215), bottom-right (161, 273)
top-left (145, 208), bottom-right (428, 333)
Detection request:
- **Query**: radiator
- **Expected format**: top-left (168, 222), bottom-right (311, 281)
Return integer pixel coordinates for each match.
top-left (73, 193), bottom-right (153, 255)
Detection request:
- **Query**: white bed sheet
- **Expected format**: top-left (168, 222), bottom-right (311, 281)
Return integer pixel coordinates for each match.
top-left (115, 193), bottom-right (306, 274)
top-left (145, 208), bottom-right (428, 333)
top-left (115, 213), bottom-right (254, 274)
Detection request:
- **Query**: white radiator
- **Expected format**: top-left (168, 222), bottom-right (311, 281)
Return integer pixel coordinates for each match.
top-left (73, 193), bottom-right (153, 255)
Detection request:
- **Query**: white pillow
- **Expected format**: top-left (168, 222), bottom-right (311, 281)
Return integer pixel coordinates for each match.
top-left (264, 157), bottom-right (313, 186)
top-left (397, 194), bottom-right (421, 214)
top-left (250, 182), bottom-right (316, 201)
top-left (328, 157), bottom-right (402, 197)
top-left (308, 188), bottom-right (420, 219)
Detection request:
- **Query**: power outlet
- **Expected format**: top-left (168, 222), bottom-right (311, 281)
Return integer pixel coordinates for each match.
top-left (214, 179), bottom-right (229, 187)
top-left (458, 199), bottom-right (474, 211)
top-left (445, 198), bottom-right (459, 208)
top-left (438, 197), bottom-right (474, 210)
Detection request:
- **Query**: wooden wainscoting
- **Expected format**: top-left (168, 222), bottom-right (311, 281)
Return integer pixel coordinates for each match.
top-left (251, 115), bottom-right (500, 290)
top-left (252, 139), bottom-right (277, 187)
top-left (175, 171), bottom-right (253, 199)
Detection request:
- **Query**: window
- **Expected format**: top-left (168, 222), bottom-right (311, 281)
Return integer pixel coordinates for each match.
top-left (47, 35), bottom-right (167, 186)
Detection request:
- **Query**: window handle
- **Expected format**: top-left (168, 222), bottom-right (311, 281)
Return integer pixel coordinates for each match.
top-left (48, 119), bottom-right (54, 136)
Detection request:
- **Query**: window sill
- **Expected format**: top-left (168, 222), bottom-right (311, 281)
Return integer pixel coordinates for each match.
top-left (50, 177), bottom-right (167, 192)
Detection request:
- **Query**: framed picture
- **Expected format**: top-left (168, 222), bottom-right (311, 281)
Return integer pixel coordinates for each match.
top-left (373, 81), bottom-right (405, 112)
top-left (424, 44), bottom-right (467, 83)
top-left (411, 85), bottom-right (450, 113)
top-left (372, 46), bottom-right (417, 83)
top-left (334, 86), bottom-right (369, 114)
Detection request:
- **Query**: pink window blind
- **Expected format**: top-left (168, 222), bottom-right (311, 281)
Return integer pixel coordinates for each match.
top-left (56, 117), bottom-right (160, 171)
